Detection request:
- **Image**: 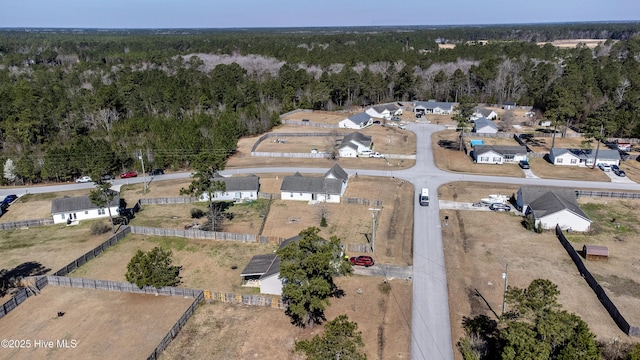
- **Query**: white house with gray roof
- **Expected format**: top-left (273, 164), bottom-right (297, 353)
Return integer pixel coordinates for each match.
top-left (51, 193), bottom-right (120, 224)
top-left (240, 235), bottom-right (302, 295)
top-left (365, 103), bottom-right (402, 119)
top-left (470, 107), bottom-right (498, 121)
top-left (280, 164), bottom-right (348, 203)
top-left (338, 132), bottom-right (373, 158)
top-left (413, 100), bottom-right (455, 115)
top-left (473, 117), bottom-right (499, 134)
top-left (198, 175), bottom-right (260, 202)
top-left (549, 148), bottom-right (620, 167)
top-left (339, 112), bottom-right (374, 129)
top-left (473, 145), bottom-right (527, 164)
top-left (516, 186), bottom-right (591, 232)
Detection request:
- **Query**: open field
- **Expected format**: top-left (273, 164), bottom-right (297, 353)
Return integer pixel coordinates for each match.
top-left (528, 156), bottom-right (612, 181)
top-left (537, 39), bottom-right (616, 48)
top-left (523, 134), bottom-right (592, 153)
top-left (440, 182), bottom-right (640, 359)
top-left (432, 131), bottom-right (525, 178)
top-left (161, 276), bottom-right (412, 360)
top-left (0, 190), bottom-right (91, 222)
top-left (0, 285), bottom-right (194, 360)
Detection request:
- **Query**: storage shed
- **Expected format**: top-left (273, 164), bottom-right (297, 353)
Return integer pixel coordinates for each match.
top-left (583, 245), bottom-right (609, 261)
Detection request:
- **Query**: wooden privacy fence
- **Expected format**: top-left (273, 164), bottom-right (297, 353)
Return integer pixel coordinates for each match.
top-left (282, 120), bottom-right (339, 128)
top-left (55, 226), bottom-right (131, 276)
top-left (203, 290), bottom-right (284, 309)
top-left (251, 151), bottom-right (330, 158)
top-left (129, 225), bottom-right (282, 244)
top-left (0, 218), bottom-right (54, 230)
top-left (555, 225), bottom-right (640, 337)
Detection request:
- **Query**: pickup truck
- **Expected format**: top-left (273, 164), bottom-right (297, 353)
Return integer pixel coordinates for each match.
top-left (369, 152), bottom-right (384, 158)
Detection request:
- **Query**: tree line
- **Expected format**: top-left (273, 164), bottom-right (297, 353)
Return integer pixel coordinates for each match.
top-left (1, 24), bottom-right (639, 184)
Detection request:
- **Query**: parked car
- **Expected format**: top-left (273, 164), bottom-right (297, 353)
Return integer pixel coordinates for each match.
top-left (391, 116), bottom-right (402, 121)
top-left (2, 194), bottom-right (18, 205)
top-left (518, 160), bottom-right (530, 169)
top-left (76, 176), bottom-right (93, 183)
top-left (359, 149), bottom-right (373, 156)
top-left (120, 171), bottom-right (138, 178)
top-left (610, 164), bottom-right (620, 173)
top-left (369, 152), bottom-right (384, 158)
top-left (150, 168), bottom-right (164, 176)
top-left (615, 169), bottom-right (626, 177)
top-left (398, 124), bottom-right (406, 130)
top-left (100, 174), bottom-right (114, 181)
top-left (598, 163), bottom-right (611, 172)
top-left (349, 256), bottom-right (375, 267)
top-left (489, 203), bottom-right (511, 212)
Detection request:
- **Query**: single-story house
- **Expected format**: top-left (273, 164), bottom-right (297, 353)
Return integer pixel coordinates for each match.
top-left (339, 112), bottom-right (374, 129)
top-left (198, 175), bottom-right (260, 202)
top-left (503, 102), bottom-right (516, 110)
top-left (413, 100), bottom-right (455, 115)
top-left (240, 235), bottom-right (301, 295)
top-left (516, 186), bottom-right (590, 232)
top-left (473, 145), bottom-right (527, 164)
top-left (338, 132), bottom-right (373, 158)
top-left (280, 164), bottom-right (349, 203)
top-left (470, 107), bottom-right (498, 121)
top-left (365, 104), bottom-right (402, 119)
top-left (473, 117), bottom-right (499, 134)
top-left (549, 148), bottom-right (621, 167)
top-left (51, 193), bottom-right (120, 224)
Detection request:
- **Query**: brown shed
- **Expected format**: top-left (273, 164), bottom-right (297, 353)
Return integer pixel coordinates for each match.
top-left (583, 245), bottom-right (609, 261)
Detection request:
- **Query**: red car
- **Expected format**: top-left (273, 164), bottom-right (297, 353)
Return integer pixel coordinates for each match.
top-left (120, 171), bottom-right (138, 179)
top-left (349, 256), bottom-right (375, 267)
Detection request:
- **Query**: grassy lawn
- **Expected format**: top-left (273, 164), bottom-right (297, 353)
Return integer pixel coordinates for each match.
top-left (528, 157), bottom-right (611, 181)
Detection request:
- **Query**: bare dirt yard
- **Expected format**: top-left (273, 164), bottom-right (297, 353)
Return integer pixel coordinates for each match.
top-left (0, 285), bottom-right (194, 360)
top-left (537, 39), bottom-right (616, 49)
top-left (160, 276), bottom-right (412, 360)
top-left (439, 182), bottom-right (640, 359)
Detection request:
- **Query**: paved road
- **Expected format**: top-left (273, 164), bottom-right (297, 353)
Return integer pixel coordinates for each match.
top-left (3, 123), bottom-right (640, 360)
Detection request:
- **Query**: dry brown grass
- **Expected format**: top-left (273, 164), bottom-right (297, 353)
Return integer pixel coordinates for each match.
top-left (537, 39), bottom-right (616, 48)
top-left (528, 157), bottom-right (612, 181)
top-left (442, 182), bottom-right (640, 359)
top-left (432, 131), bottom-right (524, 177)
top-left (0, 285), bottom-right (194, 360)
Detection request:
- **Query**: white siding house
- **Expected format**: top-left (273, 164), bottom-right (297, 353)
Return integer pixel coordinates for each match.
top-left (365, 104), bottom-right (402, 119)
top-left (339, 112), bottom-right (373, 129)
top-left (51, 194), bottom-right (120, 224)
top-left (240, 235), bottom-right (302, 295)
top-left (516, 186), bottom-right (590, 231)
top-left (473, 117), bottom-right (499, 134)
top-left (470, 107), bottom-right (498, 121)
top-left (413, 100), bottom-right (455, 115)
top-left (198, 175), bottom-right (260, 202)
top-left (549, 148), bottom-right (621, 167)
top-left (473, 145), bottom-right (528, 164)
top-left (280, 164), bottom-right (349, 203)
top-left (338, 132), bottom-right (373, 158)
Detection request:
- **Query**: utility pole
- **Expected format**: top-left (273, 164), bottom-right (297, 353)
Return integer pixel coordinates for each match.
top-left (369, 208), bottom-right (380, 253)
top-left (501, 263), bottom-right (509, 316)
top-left (138, 150), bottom-right (147, 193)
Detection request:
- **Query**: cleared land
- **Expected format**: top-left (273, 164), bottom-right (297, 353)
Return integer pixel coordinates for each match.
top-left (0, 285), bottom-right (194, 360)
top-left (160, 276), bottom-right (412, 360)
top-left (440, 182), bottom-right (640, 358)
top-left (537, 39), bottom-right (616, 48)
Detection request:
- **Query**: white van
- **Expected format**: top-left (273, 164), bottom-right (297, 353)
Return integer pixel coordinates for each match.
top-left (419, 188), bottom-right (429, 206)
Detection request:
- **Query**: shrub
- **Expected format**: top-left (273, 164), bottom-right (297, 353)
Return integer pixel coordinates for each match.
top-left (90, 222), bottom-right (111, 235)
top-left (191, 208), bottom-right (205, 219)
top-left (320, 215), bottom-right (328, 227)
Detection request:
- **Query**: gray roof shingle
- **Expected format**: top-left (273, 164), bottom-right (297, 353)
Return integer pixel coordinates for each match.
top-left (414, 100), bottom-right (455, 110)
top-left (474, 117), bottom-right (498, 131)
top-left (324, 164), bottom-right (348, 182)
top-left (347, 112), bottom-right (372, 125)
top-left (474, 145), bottom-right (527, 156)
top-left (51, 193), bottom-right (120, 214)
top-left (528, 191), bottom-right (591, 222)
top-left (211, 175), bottom-right (260, 191)
top-left (240, 254), bottom-right (278, 276)
top-left (341, 132), bottom-right (372, 148)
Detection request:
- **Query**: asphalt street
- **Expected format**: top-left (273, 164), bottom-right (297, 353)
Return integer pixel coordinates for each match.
top-left (2, 122), bottom-right (640, 360)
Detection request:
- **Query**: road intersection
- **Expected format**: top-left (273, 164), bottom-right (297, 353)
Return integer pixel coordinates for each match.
top-left (2, 122), bottom-right (640, 359)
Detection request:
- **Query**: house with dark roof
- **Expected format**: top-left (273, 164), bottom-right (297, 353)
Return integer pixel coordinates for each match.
top-left (338, 132), bottom-right (373, 158)
top-left (51, 193), bottom-right (120, 224)
top-left (549, 148), bottom-right (621, 167)
top-left (413, 100), bottom-right (455, 115)
top-left (365, 103), bottom-right (402, 119)
top-left (473, 145), bottom-right (527, 164)
top-left (503, 102), bottom-right (516, 110)
top-left (199, 175), bottom-right (260, 202)
top-left (473, 117), bottom-right (499, 134)
top-left (280, 164), bottom-right (348, 203)
top-left (240, 235), bottom-right (302, 295)
top-left (516, 186), bottom-right (590, 231)
top-left (338, 112), bottom-right (374, 129)
top-left (470, 107), bottom-right (498, 121)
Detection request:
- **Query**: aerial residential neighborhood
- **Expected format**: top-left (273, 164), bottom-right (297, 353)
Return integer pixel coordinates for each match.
top-left (2, 20), bottom-right (640, 360)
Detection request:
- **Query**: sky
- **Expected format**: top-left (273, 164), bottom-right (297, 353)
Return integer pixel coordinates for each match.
top-left (3, 0), bottom-right (639, 29)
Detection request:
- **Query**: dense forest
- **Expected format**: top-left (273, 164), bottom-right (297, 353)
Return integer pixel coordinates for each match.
top-left (1, 23), bottom-right (640, 184)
